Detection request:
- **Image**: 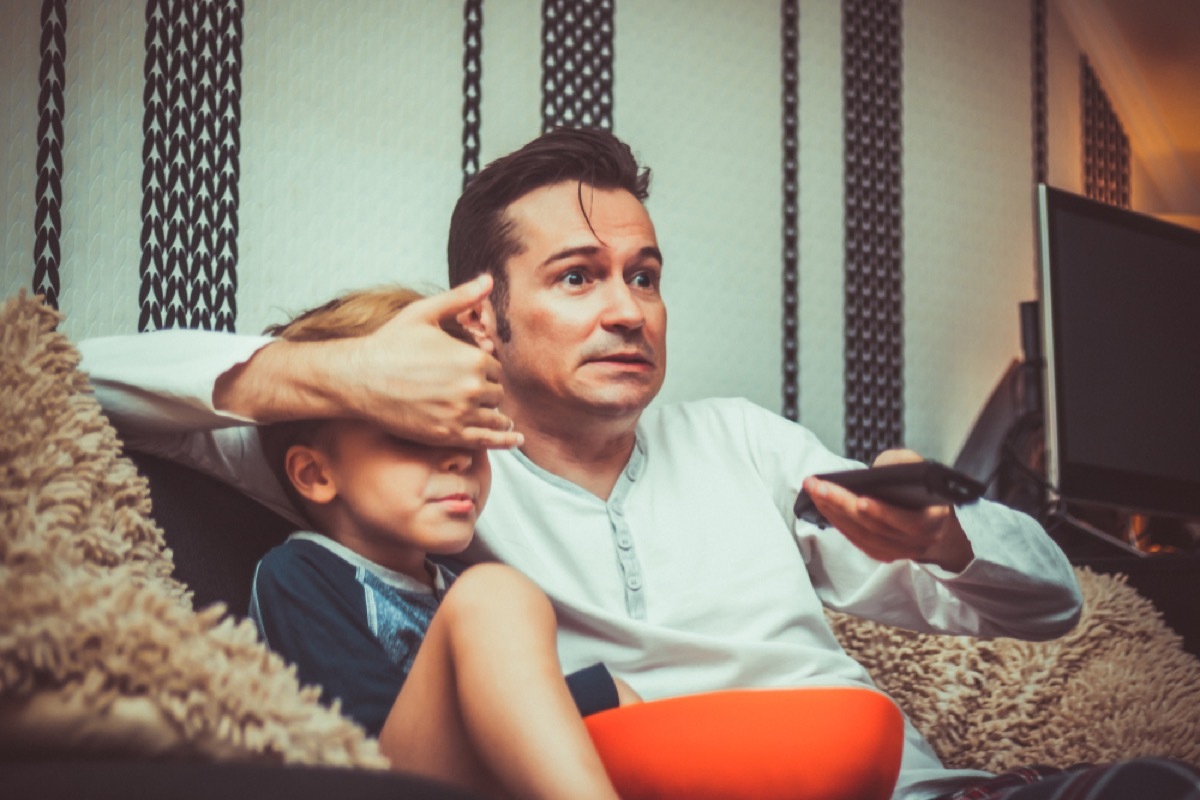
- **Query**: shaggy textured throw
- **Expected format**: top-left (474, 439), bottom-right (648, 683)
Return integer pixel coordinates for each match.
top-left (830, 570), bottom-right (1200, 773)
top-left (0, 293), bottom-right (387, 767)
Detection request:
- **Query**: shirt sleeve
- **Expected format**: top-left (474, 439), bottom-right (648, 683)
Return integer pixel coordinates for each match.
top-left (79, 330), bottom-right (298, 523)
top-left (79, 330), bottom-right (273, 434)
top-left (738, 399), bottom-right (1083, 640)
top-left (249, 541), bottom-right (404, 736)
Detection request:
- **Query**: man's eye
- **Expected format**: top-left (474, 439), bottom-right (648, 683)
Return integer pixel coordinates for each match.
top-left (560, 270), bottom-right (587, 286)
top-left (630, 272), bottom-right (658, 289)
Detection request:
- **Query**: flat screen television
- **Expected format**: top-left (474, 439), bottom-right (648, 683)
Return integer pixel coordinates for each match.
top-left (1037, 184), bottom-right (1200, 520)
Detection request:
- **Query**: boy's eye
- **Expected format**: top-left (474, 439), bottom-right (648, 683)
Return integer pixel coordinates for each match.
top-left (559, 269), bottom-right (587, 286)
top-left (384, 433), bottom-right (427, 454)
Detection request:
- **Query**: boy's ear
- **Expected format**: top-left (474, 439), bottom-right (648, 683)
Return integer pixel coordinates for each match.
top-left (456, 298), bottom-right (498, 353)
top-left (285, 444), bottom-right (337, 505)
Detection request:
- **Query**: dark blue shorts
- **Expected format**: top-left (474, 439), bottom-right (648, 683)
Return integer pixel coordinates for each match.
top-left (565, 662), bottom-right (620, 717)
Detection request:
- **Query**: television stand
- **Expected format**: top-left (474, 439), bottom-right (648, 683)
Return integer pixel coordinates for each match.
top-left (1048, 512), bottom-right (1200, 659)
top-left (1048, 506), bottom-right (1146, 557)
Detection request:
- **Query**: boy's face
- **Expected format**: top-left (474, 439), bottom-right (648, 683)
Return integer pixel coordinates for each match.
top-left (317, 420), bottom-right (491, 572)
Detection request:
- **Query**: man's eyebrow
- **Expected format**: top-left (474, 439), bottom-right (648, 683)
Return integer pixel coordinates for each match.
top-left (538, 246), bottom-right (601, 269)
top-left (637, 246), bottom-right (664, 265)
top-left (537, 244), bottom-right (664, 270)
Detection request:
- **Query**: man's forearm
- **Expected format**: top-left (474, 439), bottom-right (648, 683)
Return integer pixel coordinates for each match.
top-left (213, 338), bottom-right (350, 423)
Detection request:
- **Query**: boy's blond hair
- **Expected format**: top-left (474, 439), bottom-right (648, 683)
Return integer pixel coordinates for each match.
top-left (259, 286), bottom-right (474, 522)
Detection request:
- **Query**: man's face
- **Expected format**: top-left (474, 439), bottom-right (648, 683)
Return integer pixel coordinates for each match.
top-left (487, 181), bottom-right (666, 426)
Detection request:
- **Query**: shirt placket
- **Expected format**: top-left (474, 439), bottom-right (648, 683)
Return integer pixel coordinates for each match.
top-left (607, 444), bottom-right (646, 620)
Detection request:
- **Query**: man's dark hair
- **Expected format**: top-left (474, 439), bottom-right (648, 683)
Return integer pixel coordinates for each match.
top-left (447, 127), bottom-right (651, 339)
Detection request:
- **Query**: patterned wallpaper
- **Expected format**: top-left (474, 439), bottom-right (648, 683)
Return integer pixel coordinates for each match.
top-left (1081, 55), bottom-right (1131, 208)
top-left (2, 1), bottom-right (42, 307)
top-left (0, 0), bottom-right (1109, 466)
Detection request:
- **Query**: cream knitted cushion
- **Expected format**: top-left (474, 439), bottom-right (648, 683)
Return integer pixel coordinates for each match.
top-left (0, 293), bottom-right (386, 768)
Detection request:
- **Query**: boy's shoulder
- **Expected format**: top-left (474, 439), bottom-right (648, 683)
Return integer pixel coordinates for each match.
top-left (259, 532), bottom-right (453, 598)
top-left (257, 533), bottom-right (356, 586)
top-left (251, 534), bottom-right (368, 625)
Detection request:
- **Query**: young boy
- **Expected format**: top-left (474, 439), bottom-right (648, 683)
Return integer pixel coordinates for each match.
top-left (248, 286), bottom-right (633, 800)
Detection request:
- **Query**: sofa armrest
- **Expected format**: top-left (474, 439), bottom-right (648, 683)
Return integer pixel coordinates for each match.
top-left (128, 450), bottom-right (297, 614)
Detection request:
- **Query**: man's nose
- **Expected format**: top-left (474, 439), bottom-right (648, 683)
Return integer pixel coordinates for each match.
top-left (600, 281), bottom-right (646, 331)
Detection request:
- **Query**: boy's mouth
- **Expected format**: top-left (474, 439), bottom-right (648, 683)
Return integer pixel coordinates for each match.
top-left (431, 493), bottom-right (476, 515)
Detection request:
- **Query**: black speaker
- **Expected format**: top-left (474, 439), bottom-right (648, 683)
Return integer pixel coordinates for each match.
top-left (1019, 300), bottom-right (1040, 362)
top-left (1018, 300), bottom-right (1041, 414)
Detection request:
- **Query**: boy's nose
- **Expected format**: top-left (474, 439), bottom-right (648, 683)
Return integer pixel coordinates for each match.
top-left (441, 449), bottom-right (474, 473)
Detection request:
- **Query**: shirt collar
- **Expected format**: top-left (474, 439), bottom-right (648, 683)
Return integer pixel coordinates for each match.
top-left (288, 531), bottom-right (447, 596)
top-left (505, 433), bottom-right (648, 501)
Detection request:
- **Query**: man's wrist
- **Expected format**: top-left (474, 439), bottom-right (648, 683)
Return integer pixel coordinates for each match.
top-left (214, 338), bottom-right (345, 423)
top-left (919, 510), bottom-right (975, 572)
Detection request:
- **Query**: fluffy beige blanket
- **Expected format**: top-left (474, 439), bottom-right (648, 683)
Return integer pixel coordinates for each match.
top-left (2, 292), bottom-right (1198, 775)
top-left (830, 568), bottom-right (1200, 773)
top-left (0, 293), bottom-right (386, 767)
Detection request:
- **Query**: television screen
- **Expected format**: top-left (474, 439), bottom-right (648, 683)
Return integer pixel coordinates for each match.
top-left (1038, 185), bottom-right (1200, 520)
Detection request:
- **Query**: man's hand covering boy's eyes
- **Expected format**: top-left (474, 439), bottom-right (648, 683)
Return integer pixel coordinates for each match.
top-left (341, 276), bottom-right (520, 450)
top-left (215, 275), bottom-right (522, 451)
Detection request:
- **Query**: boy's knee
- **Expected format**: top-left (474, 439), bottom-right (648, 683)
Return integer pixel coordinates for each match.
top-left (441, 563), bottom-right (553, 623)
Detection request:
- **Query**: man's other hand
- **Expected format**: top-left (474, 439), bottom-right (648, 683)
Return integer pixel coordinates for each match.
top-left (802, 449), bottom-right (975, 572)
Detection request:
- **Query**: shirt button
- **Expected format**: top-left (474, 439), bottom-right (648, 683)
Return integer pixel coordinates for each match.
top-left (611, 505), bottom-right (624, 517)
top-left (617, 535), bottom-right (633, 549)
top-left (627, 576), bottom-right (643, 590)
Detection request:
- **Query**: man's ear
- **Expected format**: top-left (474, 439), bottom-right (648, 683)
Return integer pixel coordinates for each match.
top-left (457, 297), bottom-right (499, 353)
top-left (285, 444), bottom-right (338, 505)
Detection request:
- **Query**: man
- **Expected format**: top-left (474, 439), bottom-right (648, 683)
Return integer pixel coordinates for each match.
top-left (82, 129), bottom-right (1194, 799)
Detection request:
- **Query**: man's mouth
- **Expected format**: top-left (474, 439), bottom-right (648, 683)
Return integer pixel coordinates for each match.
top-left (586, 351), bottom-right (654, 367)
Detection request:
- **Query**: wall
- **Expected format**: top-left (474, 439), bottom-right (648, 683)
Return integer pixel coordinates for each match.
top-left (1, 0), bottom-right (1094, 465)
top-left (903, 0), bottom-right (1037, 462)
